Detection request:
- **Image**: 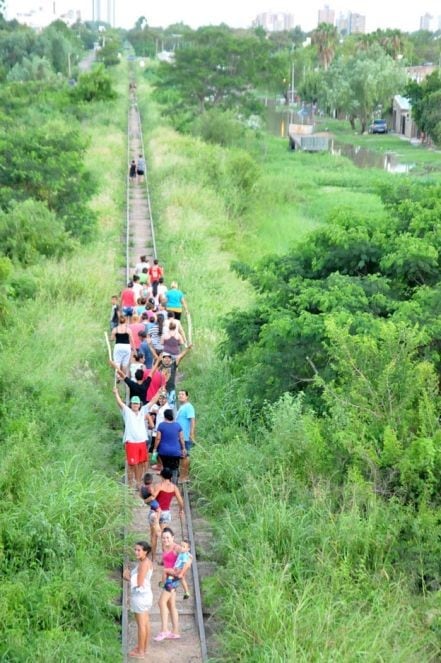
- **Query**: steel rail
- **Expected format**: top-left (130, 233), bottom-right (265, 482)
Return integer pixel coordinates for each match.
top-left (125, 96), bottom-right (131, 284)
top-left (121, 72), bottom-right (133, 663)
top-left (120, 70), bottom-right (206, 663)
top-left (183, 483), bottom-right (208, 661)
top-left (136, 105), bottom-right (157, 261)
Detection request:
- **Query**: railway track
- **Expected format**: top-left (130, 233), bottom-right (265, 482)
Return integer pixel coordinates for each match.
top-left (120, 76), bottom-right (208, 662)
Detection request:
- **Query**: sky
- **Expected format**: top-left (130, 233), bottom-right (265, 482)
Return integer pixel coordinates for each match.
top-left (5, 0), bottom-right (441, 33)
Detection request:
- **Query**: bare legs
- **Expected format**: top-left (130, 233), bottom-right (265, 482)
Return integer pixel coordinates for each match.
top-left (158, 590), bottom-right (179, 635)
top-left (130, 612), bottom-right (150, 657)
top-left (150, 518), bottom-right (161, 561)
top-left (134, 461), bottom-right (144, 487)
top-left (127, 464), bottom-right (136, 487)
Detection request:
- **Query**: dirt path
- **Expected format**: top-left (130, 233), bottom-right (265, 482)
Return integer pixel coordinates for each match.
top-left (123, 88), bottom-right (213, 662)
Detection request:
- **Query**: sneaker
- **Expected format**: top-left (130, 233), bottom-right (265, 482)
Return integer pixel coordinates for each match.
top-left (165, 632), bottom-right (181, 640)
top-left (154, 632), bottom-right (168, 642)
top-left (183, 592), bottom-right (190, 600)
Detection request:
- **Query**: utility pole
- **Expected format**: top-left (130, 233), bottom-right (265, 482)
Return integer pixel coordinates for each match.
top-left (291, 61), bottom-right (295, 103)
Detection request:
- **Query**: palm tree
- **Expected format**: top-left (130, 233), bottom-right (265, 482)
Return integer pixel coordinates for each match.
top-left (370, 28), bottom-right (406, 60)
top-left (311, 23), bottom-right (339, 71)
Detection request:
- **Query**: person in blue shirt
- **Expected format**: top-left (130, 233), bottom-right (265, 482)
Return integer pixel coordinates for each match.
top-left (165, 281), bottom-right (188, 320)
top-left (138, 330), bottom-right (154, 369)
top-left (176, 390), bottom-right (195, 483)
top-left (153, 409), bottom-right (186, 484)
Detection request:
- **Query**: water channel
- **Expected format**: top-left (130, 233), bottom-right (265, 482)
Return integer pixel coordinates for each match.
top-left (266, 103), bottom-right (416, 174)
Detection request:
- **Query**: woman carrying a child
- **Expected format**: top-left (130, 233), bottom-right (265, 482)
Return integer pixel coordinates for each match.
top-left (154, 527), bottom-right (191, 642)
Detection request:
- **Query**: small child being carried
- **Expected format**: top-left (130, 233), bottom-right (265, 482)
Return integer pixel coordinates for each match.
top-left (163, 538), bottom-right (192, 599)
top-left (139, 473), bottom-right (161, 536)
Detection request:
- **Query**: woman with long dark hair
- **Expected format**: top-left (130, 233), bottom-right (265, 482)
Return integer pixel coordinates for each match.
top-left (123, 540), bottom-right (153, 658)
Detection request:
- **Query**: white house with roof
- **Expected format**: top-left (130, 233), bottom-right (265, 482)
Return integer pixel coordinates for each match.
top-left (392, 95), bottom-right (419, 140)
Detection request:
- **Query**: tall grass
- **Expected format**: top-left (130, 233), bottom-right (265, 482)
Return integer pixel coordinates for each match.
top-left (0, 65), bottom-right (129, 660)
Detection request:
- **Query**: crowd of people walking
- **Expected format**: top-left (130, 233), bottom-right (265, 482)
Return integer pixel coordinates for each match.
top-left (110, 252), bottom-right (196, 658)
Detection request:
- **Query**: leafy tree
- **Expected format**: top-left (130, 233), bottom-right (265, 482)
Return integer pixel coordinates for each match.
top-left (0, 199), bottom-right (73, 265)
top-left (191, 108), bottom-right (245, 146)
top-left (353, 29), bottom-right (410, 61)
top-left (96, 31), bottom-right (122, 66)
top-left (297, 69), bottom-right (322, 103)
top-left (222, 180), bottom-right (441, 410)
top-left (70, 64), bottom-right (116, 102)
top-left (407, 29), bottom-right (441, 65)
top-left (321, 319), bottom-right (441, 505)
top-left (37, 21), bottom-right (78, 75)
top-left (0, 116), bottom-right (96, 240)
top-left (320, 45), bottom-right (406, 131)
top-left (0, 19), bottom-right (82, 79)
top-left (127, 20), bottom-right (161, 57)
top-left (74, 20), bottom-right (100, 51)
top-left (405, 71), bottom-right (441, 146)
top-left (0, 26), bottom-right (36, 70)
top-left (7, 55), bottom-right (55, 82)
top-left (154, 26), bottom-right (272, 117)
top-left (267, 26), bottom-right (305, 51)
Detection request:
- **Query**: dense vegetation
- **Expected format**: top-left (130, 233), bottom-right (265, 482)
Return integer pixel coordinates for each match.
top-left (142, 59), bottom-right (441, 657)
top-left (0, 17), bottom-right (126, 660)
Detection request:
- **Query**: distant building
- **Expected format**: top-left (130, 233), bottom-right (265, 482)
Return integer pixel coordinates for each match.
top-left (336, 12), bottom-right (349, 36)
top-left (406, 63), bottom-right (437, 83)
top-left (253, 12), bottom-right (295, 32)
top-left (7, 1), bottom-right (82, 28)
top-left (349, 13), bottom-right (366, 34)
top-left (392, 64), bottom-right (439, 142)
top-left (392, 95), bottom-right (419, 140)
top-left (419, 13), bottom-right (433, 31)
top-left (318, 5), bottom-right (335, 26)
top-left (335, 11), bottom-right (365, 35)
top-left (92, 0), bottom-right (115, 26)
top-left (61, 8), bottom-right (81, 25)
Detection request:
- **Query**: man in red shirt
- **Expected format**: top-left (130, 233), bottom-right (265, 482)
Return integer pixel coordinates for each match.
top-left (149, 259), bottom-right (164, 298)
top-left (120, 281), bottom-right (136, 323)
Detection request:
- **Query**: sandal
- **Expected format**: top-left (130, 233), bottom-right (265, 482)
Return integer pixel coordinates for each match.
top-left (129, 648), bottom-right (144, 658)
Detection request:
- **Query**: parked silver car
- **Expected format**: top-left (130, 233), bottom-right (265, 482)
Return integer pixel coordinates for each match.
top-left (369, 119), bottom-right (388, 134)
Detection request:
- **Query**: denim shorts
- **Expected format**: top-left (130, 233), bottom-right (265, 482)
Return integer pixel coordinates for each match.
top-left (159, 510), bottom-right (171, 524)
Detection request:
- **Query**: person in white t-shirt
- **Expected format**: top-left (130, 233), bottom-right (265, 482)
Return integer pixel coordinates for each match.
top-left (156, 277), bottom-right (168, 305)
top-left (132, 275), bottom-right (143, 302)
top-left (113, 389), bottom-right (148, 487)
top-left (135, 255), bottom-right (150, 276)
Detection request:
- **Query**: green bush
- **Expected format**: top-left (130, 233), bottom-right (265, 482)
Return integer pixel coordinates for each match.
top-left (71, 65), bottom-right (117, 103)
top-left (192, 109), bottom-right (246, 147)
top-left (0, 199), bottom-right (74, 265)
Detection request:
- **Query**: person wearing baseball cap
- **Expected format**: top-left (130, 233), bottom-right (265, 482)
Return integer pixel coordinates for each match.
top-left (113, 388), bottom-right (149, 488)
